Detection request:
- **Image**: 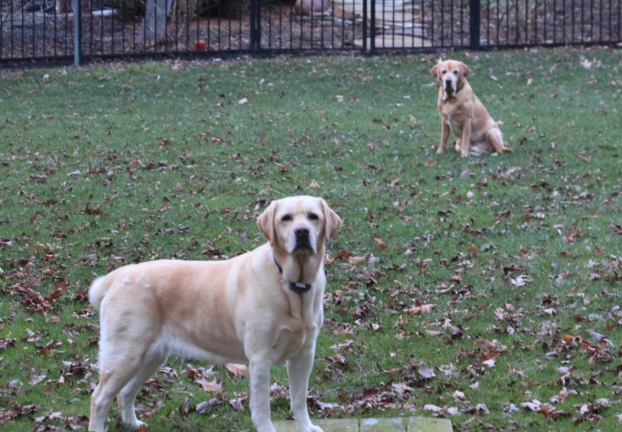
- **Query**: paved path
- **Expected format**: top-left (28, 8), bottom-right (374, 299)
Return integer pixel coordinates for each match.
top-left (274, 417), bottom-right (452, 431)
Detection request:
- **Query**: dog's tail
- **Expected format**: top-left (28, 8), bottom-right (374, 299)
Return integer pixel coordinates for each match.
top-left (89, 275), bottom-right (113, 312)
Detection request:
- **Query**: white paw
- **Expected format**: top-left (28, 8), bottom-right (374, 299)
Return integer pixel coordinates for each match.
top-left (309, 426), bottom-right (323, 432)
top-left (126, 419), bottom-right (147, 430)
top-left (436, 148), bottom-right (444, 154)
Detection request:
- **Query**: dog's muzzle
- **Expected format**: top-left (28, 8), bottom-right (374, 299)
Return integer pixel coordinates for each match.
top-left (293, 226), bottom-right (313, 252)
top-left (444, 80), bottom-right (454, 93)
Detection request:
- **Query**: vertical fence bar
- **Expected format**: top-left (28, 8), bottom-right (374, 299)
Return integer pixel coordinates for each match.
top-left (430, 0), bottom-right (436, 46)
top-left (250, 0), bottom-right (259, 54)
top-left (250, 0), bottom-right (255, 54)
top-left (470, 0), bottom-right (480, 49)
top-left (0, 3), bottom-right (4, 58)
top-left (607, 3), bottom-right (613, 41)
top-left (362, 0), bottom-right (367, 52)
top-left (370, 0), bottom-right (375, 52)
top-left (441, 0), bottom-right (444, 46)
top-left (563, 0), bottom-right (567, 43)
top-left (599, 0), bottom-right (602, 42)
top-left (74, 0), bottom-right (81, 65)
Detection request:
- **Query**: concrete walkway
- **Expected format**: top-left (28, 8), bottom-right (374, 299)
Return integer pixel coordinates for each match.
top-left (274, 417), bottom-right (452, 432)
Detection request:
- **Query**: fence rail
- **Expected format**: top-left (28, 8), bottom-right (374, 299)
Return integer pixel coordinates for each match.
top-left (1, 0), bottom-right (621, 63)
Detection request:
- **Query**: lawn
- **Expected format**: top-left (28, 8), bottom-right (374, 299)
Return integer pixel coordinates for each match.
top-left (0, 48), bottom-right (621, 431)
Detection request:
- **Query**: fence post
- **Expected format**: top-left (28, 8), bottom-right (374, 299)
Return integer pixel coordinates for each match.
top-left (469, 0), bottom-right (480, 50)
top-left (370, 0), bottom-right (375, 52)
top-left (73, 0), bottom-right (81, 66)
top-left (362, 0), bottom-right (367, 52)
top-left (250, 0), bottom-right (259, 54)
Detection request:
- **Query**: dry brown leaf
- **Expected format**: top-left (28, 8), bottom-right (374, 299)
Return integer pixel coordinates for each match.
top-left (406, 304), bottom-right (436, 314)
top-left (307, 179), bottom-right (320, 189)
top-left (373, 237), bottom-right (388, 249)
top-left (347, 256), bottom-right (367, 265)
top-left (225, 363), bottom-right (249, 377)
top-left (195, 377), bottom-right (225, 393)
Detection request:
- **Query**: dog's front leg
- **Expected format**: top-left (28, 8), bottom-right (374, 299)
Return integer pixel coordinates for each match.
top-left (249, 358), bottom-right (276, 432)
top-left (437, 119), bottom-right (450, 154)
top-left (460, 119), bottom-right (472, 157)
top-left (287, 345), bottom-right (323, 432)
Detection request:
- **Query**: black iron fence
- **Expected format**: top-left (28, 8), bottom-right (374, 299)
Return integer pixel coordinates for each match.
top-left (1, 0), bottom-right (621, 63)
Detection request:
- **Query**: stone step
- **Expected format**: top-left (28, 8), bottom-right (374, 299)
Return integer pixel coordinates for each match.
top-left (274, 417), bottom-right (452, 432)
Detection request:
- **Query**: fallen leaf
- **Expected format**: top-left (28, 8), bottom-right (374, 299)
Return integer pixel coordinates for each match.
top-left (406, 303), bottom-right (436, 314)
top-left (225, 363), bottom-right (249, 378)
top-left (373, 237), bottom-right (388, 249)
top-left (423, 404), bottom-right (443, 413)
top-left (195, 377), bottom-right (224, 393)
top-left (418, 363), bottom-right (436, 379)
top-left (347, 256), bottom-right (367, 265)
top-left (307, 179), bottom-right (320, 189)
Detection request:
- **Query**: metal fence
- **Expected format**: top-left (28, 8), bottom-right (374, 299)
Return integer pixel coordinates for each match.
top-left (1, 0), bottom-right (621, 63)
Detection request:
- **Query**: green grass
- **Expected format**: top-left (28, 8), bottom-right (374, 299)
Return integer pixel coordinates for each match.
top-left (0, 48), bottom-right (621, 431)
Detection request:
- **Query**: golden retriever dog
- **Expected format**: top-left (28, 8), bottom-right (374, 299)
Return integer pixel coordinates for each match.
top-left (430, 59), bottom-right (512, 157)
top-left (294, 0), bottom-right (332, 17)
top-left (87, 196), bottom-right (341, 432)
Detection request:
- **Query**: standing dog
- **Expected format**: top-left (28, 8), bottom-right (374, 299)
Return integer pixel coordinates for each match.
top-left (430, 59), bottom-right (512, 157)
top-left (88, 196), bottom-right (341, 432)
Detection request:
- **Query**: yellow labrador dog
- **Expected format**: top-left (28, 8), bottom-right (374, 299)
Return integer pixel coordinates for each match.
top-left (430, 59), bottom-right (512, 157)
top-left (88, 196), bottom-right (341, 432)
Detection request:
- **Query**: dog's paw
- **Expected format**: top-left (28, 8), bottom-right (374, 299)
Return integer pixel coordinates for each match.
top-left (503, 147), bottom-right (513, 153)
top-left (307, 426), bottom-right (323, 432)
top-left (126, 420), bottom-right (147, 430)
top-left (461, 151), bottom-right (469, 158)
top-left (436, 147), bottom-right (444, 154)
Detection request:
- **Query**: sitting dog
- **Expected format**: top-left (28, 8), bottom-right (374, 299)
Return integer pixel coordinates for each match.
top-left (88, 196), bottom-right (341, 432)
top-left (294, 0), bottom-right (332, 17)
top-left (430, 59), bottom-right (512, 157)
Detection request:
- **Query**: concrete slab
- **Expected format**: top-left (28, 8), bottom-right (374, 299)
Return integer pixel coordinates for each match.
top-left (275, 417), bottom-right (452, 432)
top-left (354, 35), bottom-right (431, 49)
top-left (361, 417), bottom-right (406, 431)
top-left (406, 416), bottom-right (453, 432)
top-left (275, 418), bottom-right (359, 432)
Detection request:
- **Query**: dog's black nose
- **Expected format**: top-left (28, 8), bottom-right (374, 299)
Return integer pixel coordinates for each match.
top-left (445, 79), bottom-right (452, 88)
top-left (295, 227), bottom-right (309, 238)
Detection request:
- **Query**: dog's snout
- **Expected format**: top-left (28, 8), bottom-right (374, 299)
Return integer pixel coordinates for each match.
top-left (295, 227), bottom-right (310, 238)
top-left (445, 79), bottom-right (452, 88)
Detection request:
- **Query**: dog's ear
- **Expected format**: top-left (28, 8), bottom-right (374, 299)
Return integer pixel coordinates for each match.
top-left (429, 63), bottom-right (440, 79)
top-left (319, 198), bottom-right (342, 242)
top-left (257, 200), bottom-right (278, 246)
top-left (459, 62), bottom-right (471, 77)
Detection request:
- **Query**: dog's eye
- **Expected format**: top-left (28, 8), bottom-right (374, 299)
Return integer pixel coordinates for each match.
top-left (281, 215), bottom-right (292, 222)
top-left (441, 70), bottom-right (447, 74)
top-left (308, 213), bottom-right (319, 221)
top-left (453, 70), bottom-right (458, 74)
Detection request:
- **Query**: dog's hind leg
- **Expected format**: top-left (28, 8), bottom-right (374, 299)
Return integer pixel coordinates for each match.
top-left (90, 302), bottom-right (162, 432)
top-left (89, 360), bottom-right (146, 432)
top-left (117, 350), bottom-right (168, 429)
top-left (486, 128), bottom-right (512, 153)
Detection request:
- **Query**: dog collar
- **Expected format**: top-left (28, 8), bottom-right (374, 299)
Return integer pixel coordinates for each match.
top-left (273, 257), bottom-right (313, 293)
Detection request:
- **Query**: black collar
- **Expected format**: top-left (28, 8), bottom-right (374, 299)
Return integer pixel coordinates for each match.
top-left (273, 256), bottom-right (312, 294)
